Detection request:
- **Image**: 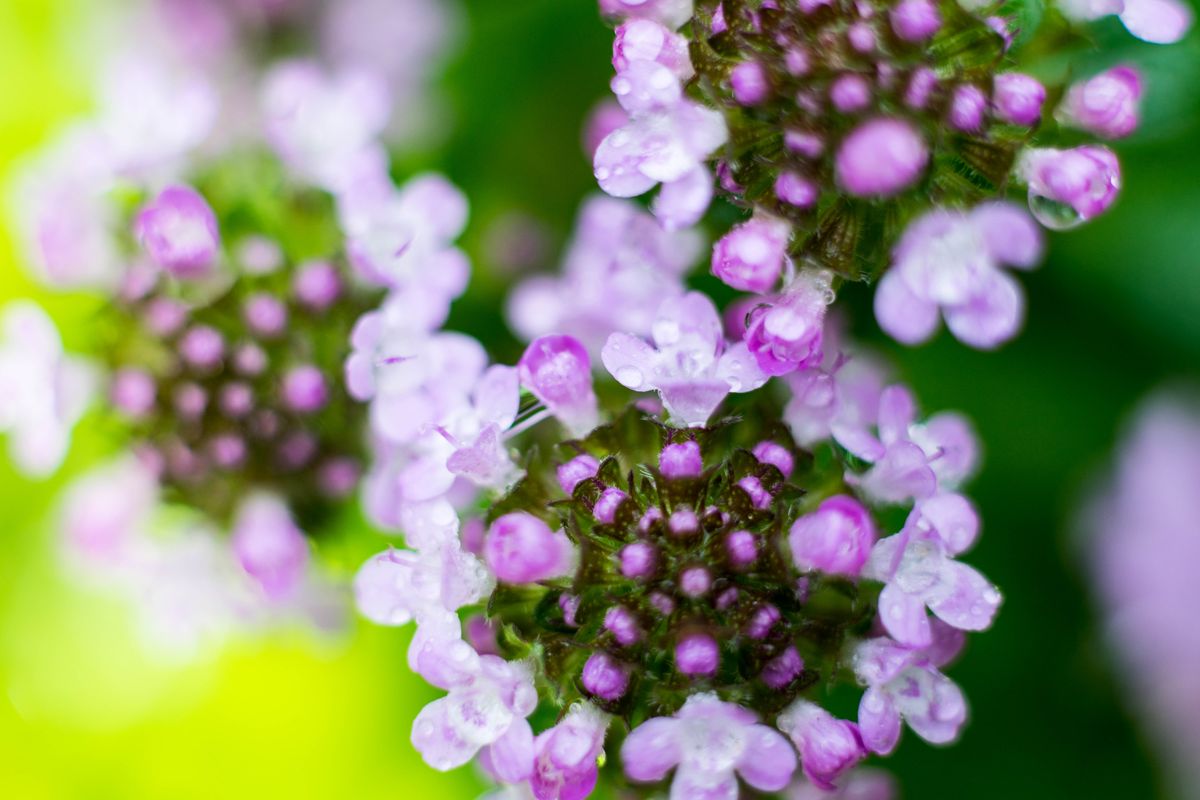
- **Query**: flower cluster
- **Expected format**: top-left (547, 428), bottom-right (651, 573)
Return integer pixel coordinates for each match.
top-left (591, 0), bottom-right (1189, 349)
top-left (1084, 392), bottom-right (1200, 799)
top-left (1, 0), bottom-right (460, 652)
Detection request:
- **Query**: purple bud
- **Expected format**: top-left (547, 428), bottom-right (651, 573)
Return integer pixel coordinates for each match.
top-left (1061, 65), bottom-right (1143, 139)
top-left (251, 409), bottom-right (281, 439)
top-left (144, 298), bottom-right (188, 336)
top-left (605, 606), bottom-right (641, 645)
top-left (830, 74), bottom-right (872, 113)
top-left (775, 171), bottom-right (819, 208)
top-left (785, 48), bottom-right (810, 77)
top-left (746, 603), bottom-right (781, 639)
top-left (560, 593), bottom-right (581, 627)
top-left (675, 632), bottom-right (720, 676)
top-left (209, 434), bottom-right (247, 468)
top-left (778, 701), bottom-right (866, 791)
top-left (485, 512), bottom-right (572, 584)
top-left (293, 261), bottom-right (342, 311)
top-left (233, 343), bottom-right (267, 376)
top-left (762, 646), bottom-right (804, 689)
top-left (847, 22), bottom-right (876, 52)
top-left (594, 487), bottom-right (629, 523)
top-left (785, 130), bottom-right (824, 158)
top-left (1021, 146), bottom-right (1122, 227)
top-left (518, 335), bottom-right (598, 434)
top-left (726, 529), bottom-right (759, 567)
top-left (717, 587), bottom-right (739, 610)
top-left (173, 383), bottom-right (207, 419)
top-left (789, 495), bottom-right (876, 577)
top-left (731, 61), bottom-right (771, 105)
top-left (277, 432), bottom-right (316, 469)
top-left (235, 236), bottom-right (282, 275)
top-left (752, 441), bottom-right (794, 478)
top-left (232, 495), bottom-right (308, 601)
top-left (111, 368), bottom-right (156, 418)
top-left (836, 118), bottom-right (928, 197)
top-left (948, 84), bottom-right (987, 132)
top-left (179, 325), bottom-right (224, 371)
top-left (134, 185), bottom-right (220, 279)
top-left (282, 364), bottom-right (328, 413)
top-left (649, 591), bottom-right (676, 615)
top-left (738, 476), bottom-right (773, 509)
top-left (679, 565), bottom-right (712, 597)
top-left (891, 0), bottom-right (942, 41)
top-left (905, 67), bottom-right (938, 109)
top-left (993, 73), bottom-right (1046, 126)
top-left (244, 293), bottom-right (288, 338)
top-left (582, 652), bottom-right (629, 700)
top-left (465, 615), bottom-right (500, 656)
top-left (219, 382), bottom-right (254, 418)
top-left (711, 217), bottom-right (791, 294)
top-left (638, 505), bottom-right (664, 533)
top-left (659, 440), bottom-right (703, 478)
top-left (668, 506), bottom-right (700, 536)
top-left (620, 542), bottom-right (657, 579)
top-left (558, 453), bottom-right (601, 494)
top-left (318, 457), bottom-right (360, 498)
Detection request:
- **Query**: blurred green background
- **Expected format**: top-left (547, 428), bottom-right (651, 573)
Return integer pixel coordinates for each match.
top-left (2, 0), bottom-right (1199, 797)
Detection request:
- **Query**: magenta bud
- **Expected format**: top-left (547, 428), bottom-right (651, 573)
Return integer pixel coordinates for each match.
top-left (620, 542), bottom-right (657, 579)
top-left (785, 130), bottom-right (824, 158)
top-left (558, 453), bottom-right (600, 494)
top-left (485, 512), bottom-right (573, 584)
top-left (775, 171), bottom-right (819, 208)
top-left (293, 261), bottom-right (342, 311)
top-left (846, 22), bottom-right (876, 53)
top-left (746, 603), bottom-right (782, 639)
top-left (679, 565), bottom-right (712, 598)
top-left (738, 476), bottom-right (773, 509)
top-left (659, 440), bottom-right (703, 478)
top-left (836, 117), bottom-right (928, 197)
top-left (948, 84), bottom-right (987, 132)
top-left (233, 343), bottom-right (268, 377)
top-left (179, 325), bottom-right (224, 371)
top-left (649, 591), bottom-right (676, 615)
top-left (830, 74), bottom-right (872, 113)
top-left (244, 293), bottom-right (288, 338)
top-left (752, 441), bottom-right (795, 478)
top-left (282, 364), bottom-right (328, 414)
top-left (173, 383), bottom-right (207, 419)
top-left (134, 185), bottom-right (220, 279)
top-left (604, 606), bottom-right (641, 645)
top-left (731, 61), bottom-right (771, 105)
top-left (638, 506), bottom-right (664, 533)
top-left (465, 615), bottom-right (500, 656)
top-left (789, 495), bottom-right (876, 577)
top-left (890, 0), bottom-right (942, 41)
top-left (711, 217), bottom-right (791, 294)
top-left (582, 652), bottom-right (629, 700)
top-left (668, 506), bottom-right (700, 537)
top-left (144, 297), bottom-right (188, 336)
top-left (762, 646), bottom-right (804, 689)
top-left (905, 67), bottom-right (938, 110)
top-left (209, 434), bottom-right (247, 468)
top-left (1061, 65), bottom-right (1143, 139)
top-left (559, 593), bottom-right (581, 627)
top-left (594, 487), bottom-right (629, 523)
top-left (675, 632), bottom-right (720, 676)
top-left (277, 432), bottom-right (317, 469)
top-left (726, 530), bottom-right (759, 567)
top-left (219, 382), bottom-right (254, 418)
top-left (519, 334), bottom-right (598, 434)
top-left (318, 457), bottom-right (360, 498)
top-left (111, 368), bottom-right (156, 418)
top-left (993, 73), bottom-right (1046, 126)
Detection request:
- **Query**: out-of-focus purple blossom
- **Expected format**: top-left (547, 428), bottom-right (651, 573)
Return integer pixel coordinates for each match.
top-left (0, 301), bottom-right (96, 477)
top-left (835, 118), bottom-right (928, 198)
top-left (621, 693), bottom-right (797, 797)
top-left (134, 185), bottom-right (221, 279)
top-left (507, 196), bottom-right (699, 356)
top-left (744, 271), bottom-right (834, 376)
top-left (786, 768), bottom-right (897, 799)
top-left (529, 704), bottom-right (609, 800)
top-left (874, 203), bottom-right (1043, 349)
top-left (1085, 393), bottom-right (1200, 797)
top-left (231, 493), bottom-right (309, 601)
top-left (602, 292), bottom-right (768, 427)
top-left (1059, 0), bottom-right (1193, 44)
top-left (518, 335), bottom-right (599, 435)
top-left (790, 495), bottom-right (877, 578)
top-left (992, 73), bottom-right (1046, 126)
top-left (1060, 66), bottom-right (1144, 139)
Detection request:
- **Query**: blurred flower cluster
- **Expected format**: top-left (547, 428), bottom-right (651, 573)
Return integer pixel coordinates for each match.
top-left (0, 0), bottom-right (1193, 796)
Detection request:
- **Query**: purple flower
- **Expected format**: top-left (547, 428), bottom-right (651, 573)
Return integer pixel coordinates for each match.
top-left (354, 541), bottom-right (493, 628)
top-left (582, 651), bottom-right (630, 700)
top-left (412, 653), bottom-right (538, 778)
top-left (484, 513), bottom-right (574, 584)
top-left (1060, 0), bottom-right (1193, 44)
top-left (711, 217), bottom-right (792, 294)
top-left (835, 118), bottom-right (928, 198)
top-left (992, 73), bottom-right (1046, 126)
top-left (776, 700), bottom-right (865, 790)
top-left (134, 185), bottom-right (221, 279)
top-left (744, 271), bottom-right (833, 376)
top-left (59, 457), bottom-right (158, 567)
top-left (790, 495), bottom-right (877, 578)
top-left (231, 494), bottom-right (309, 601)
top-left (660, 440), bottom-right (703, 477)
top-left (613, 19), bottom-right (693, 79)
top-left (601, 292), bottom-right (768, 427)
top-left (864, 506), bottom-right (1000, 648)
top-left (1060, 65), bottom-right (1143, 139)
top-left (518, 335), bottom-right (599, 435)
top-left (890, 0), bottom-right (942, 42)
top-left (621, 693), bottom-right (797, 797)
top-left (530, 704), bottom-right (610, 800)
top-left (0, 301), bottom-right (96, 477)
top-left (787, 768), bottom-right (897, 799)
top-left (874, 203), bottom-right (1043, 349)
top-left (1018, 146), bottom-right (1122, 229)
top-left (852, 621), bottom-right (968, 753)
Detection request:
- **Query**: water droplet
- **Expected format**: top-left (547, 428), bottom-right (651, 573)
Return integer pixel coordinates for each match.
top-left (1028, 190), bottom-right (1084, 231)
top-left (616, 365), bottom-right (644, 388)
